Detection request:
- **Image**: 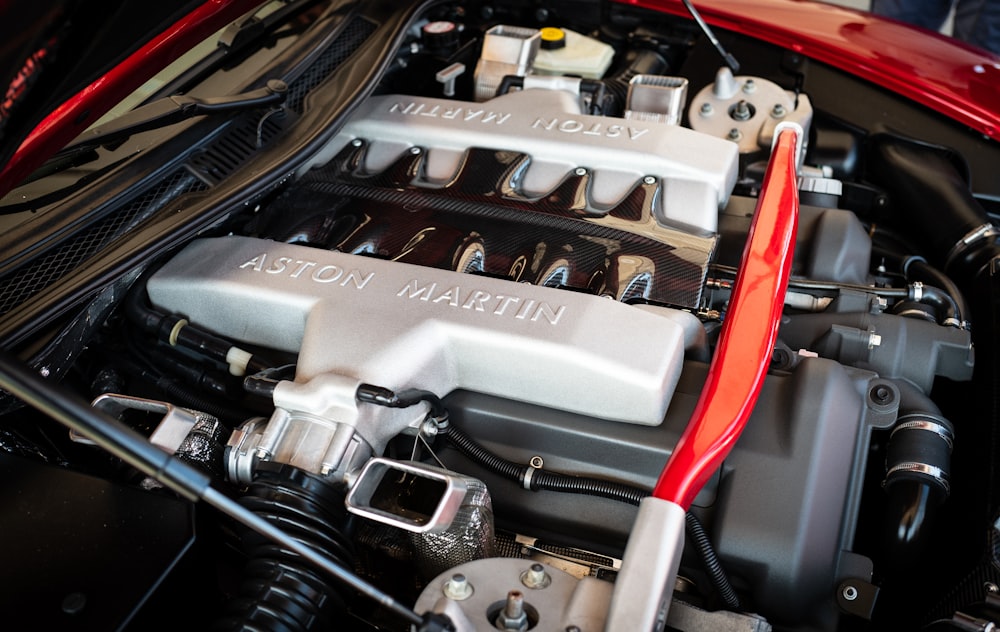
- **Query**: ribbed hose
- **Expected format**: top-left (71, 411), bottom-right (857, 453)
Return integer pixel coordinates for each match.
top-left (442, 423), bottom-right (740, 609)
top-left (215, 464), bottom-right (355, 632)
top-left (685, 512), bottom-right (741, 609)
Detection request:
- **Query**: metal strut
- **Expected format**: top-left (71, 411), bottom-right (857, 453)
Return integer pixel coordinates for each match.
top-left (605, 126), bottom-right (800, 630)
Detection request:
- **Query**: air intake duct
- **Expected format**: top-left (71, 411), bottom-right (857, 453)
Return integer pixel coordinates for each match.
top-left (215, 463), bottom-right (355, 631)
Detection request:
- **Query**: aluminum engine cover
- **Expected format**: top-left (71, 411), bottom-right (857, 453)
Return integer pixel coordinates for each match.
top-left (146, 236), bottom-right (696, 425)
top-left (311, 89), bottom-right (738, 233)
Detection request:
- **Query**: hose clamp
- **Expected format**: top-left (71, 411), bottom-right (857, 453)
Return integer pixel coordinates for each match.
top-left (890, 416), bottom-right (954, 451)
top-left (946, 223), bottom-right (1000, 270)
top-left (885, 462), bottom-right (950, 494)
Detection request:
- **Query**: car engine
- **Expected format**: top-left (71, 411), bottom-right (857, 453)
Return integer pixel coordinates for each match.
top-left (1, 2), bottom-right (997, 631)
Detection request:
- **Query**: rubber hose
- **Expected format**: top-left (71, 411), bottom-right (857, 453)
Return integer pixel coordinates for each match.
top-left (215, 464), bottom-right (355, 632)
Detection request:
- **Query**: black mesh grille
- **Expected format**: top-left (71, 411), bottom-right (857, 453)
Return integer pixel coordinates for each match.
top-left (189, 113), bottom-right (284, 183)
top-left (0, 15), bottom-right (377, 317)
top-left (285, 16), bottom-right (377, 113)
top-left (0, 170), bottom-right (206, 316)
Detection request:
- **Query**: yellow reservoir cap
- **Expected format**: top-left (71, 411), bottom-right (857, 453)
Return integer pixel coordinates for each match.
top-left (539, 27), bottom-right (566, 50)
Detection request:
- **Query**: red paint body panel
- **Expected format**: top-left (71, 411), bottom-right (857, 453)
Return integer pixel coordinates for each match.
top-left (0, 0), bottom-right (264, 196)
top-left (616, 0), bottom-right (1000, 141)
top-left (653, 128), bottom-right (799, 509)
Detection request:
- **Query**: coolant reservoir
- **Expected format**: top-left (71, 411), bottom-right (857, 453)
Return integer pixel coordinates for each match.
top-left (532, 27), bottom-right (614, 79)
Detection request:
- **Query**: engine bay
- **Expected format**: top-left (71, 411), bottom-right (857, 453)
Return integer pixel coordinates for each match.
top-left (2, 1), bottom-right (999, 631)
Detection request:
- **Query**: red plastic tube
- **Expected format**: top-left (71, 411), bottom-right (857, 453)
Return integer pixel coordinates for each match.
top-left (652, 127), bottom-right (800, 510)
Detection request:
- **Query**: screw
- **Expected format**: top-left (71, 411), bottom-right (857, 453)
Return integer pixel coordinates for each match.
top-left (771, 103), bottom-right (787, 117)
top-left (870, 384), bottom-right (894, 406)
top-left (497, 590), bottom-right (528, 631)
top-left (742, 78), bottom-right (757, 93)
top-left (699, 102), bottom-right (713, 116)
top-left (727, 128), bottom-right (742, 141)
top-left (420, 419), bottom-right (440, 436)
top-left (521, 563), bottom-right (551, 589)
top-left (529, 455), bottom-right (544, 468)
top-left (643, 176), bottom-right (656, 185)
top-left (443, 573), bottom-right (473, 600)
top-left (986, 582), bottom-right (999, 594)
top-left (351, 139), bottom-right (363, 147)
top-left (410, 146), bottom-right (422, 155)
top-left (574, 167), bottom-right (587, 177)
top-left (868, 333), bottom-right (882, 349)
top-left (731, 100), bottom-right (752, 121)
top-left (842, 585), bottom-right (858, 601)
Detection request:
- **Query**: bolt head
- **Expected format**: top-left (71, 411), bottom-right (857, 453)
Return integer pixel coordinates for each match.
top-left (727, 128), bottom-right (742, 141)
top-left (699, 102), bottom-right (713, 115)
top-left (771, 103), bottom-right (787, 117)
top-left (444, 573), bottom-right (473, 600)
top-left (574, 167), bottom-right (587, 177)
top-left (742, 79), bottom-right (756, 93)
top-left (643, 176), bottom-right (656, 185)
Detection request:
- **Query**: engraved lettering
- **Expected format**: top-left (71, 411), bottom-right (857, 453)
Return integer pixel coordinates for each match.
top-left (531, 303), bottom-right (566, 325)
top-left (532, 117), bottom-right (558, 131)
top-left (582, 123), bottom-right (603, 136)
top-left (462, 290), bottom-right (492, 311)
top-left (397, 280), bottom-right (437, 300)
top-left (628, 127), bottom-right (649, 140)
top-left (464, 109), bottom-right (484, 121)
top-left (493, 295), bottom-right (520, 316)
top-left (481, 112), bottom-right (511, 124)
top-left (266, 256), bottom-right (293, 274)
top-left (442, 107), bottom-right (462, 120)
top-left (397, 280), bottom-right (565, 324)
top-left (240, 254), bottom-right (266, 272)
top-left (344, 270), bottom-right (375, 289)
top-left (606, 124), bottom-right (622, 138)
top-left (433, 286), bottom-right (461, 306)
top-left (558, 120), bottom-right (584, 133)
top-left (289, 260), bottom-right (316, 278)
top-left (312, 265), bottom-right (343, 283)
top-left (420, 105), bottom-right (441, 117)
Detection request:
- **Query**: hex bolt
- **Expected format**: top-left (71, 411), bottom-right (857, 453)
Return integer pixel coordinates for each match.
top-left (731, 100), bottom-right (752, 121)
top-left (643, 176), bottom-right (657, 185)
top-left (842, 585), bottom-right (859, 601)
top-left (771, 103), bottom-right (787, 118)
top-left (727, 128), bottom-right (742, 141)
top-left (742, 78), bottom-right (757, 93)
top-left (521, 563), bottom-right (551, 589)
top-left (699, 102), bottom-right (713, 116)
top-left (496, 590), bottom-right (529, 631)
top-left (443, 573), bottom-right (473, 600)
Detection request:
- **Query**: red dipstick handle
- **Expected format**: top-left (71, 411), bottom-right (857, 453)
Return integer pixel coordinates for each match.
top-left (653, 127), bottom-right (800, 509)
